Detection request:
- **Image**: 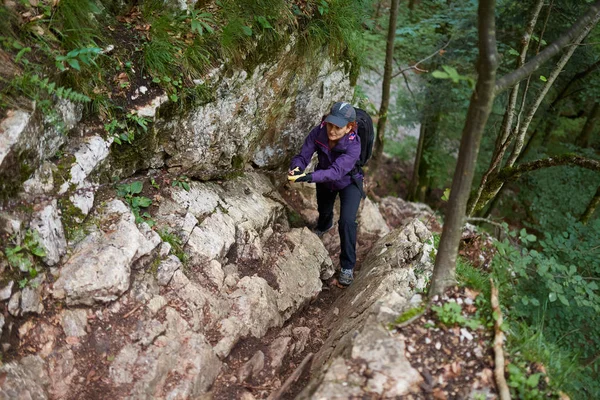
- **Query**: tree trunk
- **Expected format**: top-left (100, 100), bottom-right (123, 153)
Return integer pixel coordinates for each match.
top-left (429, 0), bottom-right (499, 297)
top-left (416, 110), bottom-right (441, 202)
top-left (580, 185), bottom-right (600, 224)
top-left (408, 97), bottom-right (441, 202)
top-left (372, 0), bottom-right (400, 169)
top-left (576, 102), bottom-right (600, 147)
top-left (407, 123), bottom-right (425, 201)
top-left (467, 0), bottom-right (544, 217)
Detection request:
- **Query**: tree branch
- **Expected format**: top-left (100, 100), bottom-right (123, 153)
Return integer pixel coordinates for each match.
top-left (391, 40), bottom-right (451, 78)
top-left (505, 12), bottom-right (599, 167)
top-left (495, 0), bottom-right (600, 94)
top-left (497, 154), bottom-right (600, 182)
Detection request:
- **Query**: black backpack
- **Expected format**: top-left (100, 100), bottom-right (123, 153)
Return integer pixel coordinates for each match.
top-left (355, 108), bottom-right (374, 167)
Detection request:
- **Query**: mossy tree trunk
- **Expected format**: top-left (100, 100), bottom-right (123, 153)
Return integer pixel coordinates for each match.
top-left (372, 0), bottom-right (400, 170)
top-left (430, 0), bottom-right (499, 297)
top-left (580, 185), bottom-right (600, 224)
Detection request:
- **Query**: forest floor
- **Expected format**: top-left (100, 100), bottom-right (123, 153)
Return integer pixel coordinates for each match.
top-left (209, 157), bottom-right (504, 399)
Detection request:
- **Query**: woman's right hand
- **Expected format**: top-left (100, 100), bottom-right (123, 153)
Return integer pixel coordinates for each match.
top-left (288, 167), bottom-right (301, 176)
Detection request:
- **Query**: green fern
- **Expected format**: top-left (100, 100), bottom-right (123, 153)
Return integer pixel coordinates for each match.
top-left (29, 74), bottom-right (91, 102)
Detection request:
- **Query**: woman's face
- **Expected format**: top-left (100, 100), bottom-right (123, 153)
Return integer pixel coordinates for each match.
top-left (326, 122), bottom-right (352, 142)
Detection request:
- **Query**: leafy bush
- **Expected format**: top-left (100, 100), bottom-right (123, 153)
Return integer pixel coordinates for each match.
top-left (3, 230), bottom-right (46, 288)
top-left (431, 301), bottom-right (480, 329)
top-left (492, 223), bottom-right (600, 398)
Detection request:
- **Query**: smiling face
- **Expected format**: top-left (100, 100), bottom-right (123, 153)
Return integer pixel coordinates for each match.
top-left (326, 122), bottom-right (352, 142)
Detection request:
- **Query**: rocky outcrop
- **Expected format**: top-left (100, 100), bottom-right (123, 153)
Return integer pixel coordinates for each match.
top-left (1, 172), bottom-right (335, 399)
top-left (298, 219), bottom-right (435, 399)
top-left (52, 199), bottom-right (161, 306)
top-left (0, 100), bottom-right (82, 199)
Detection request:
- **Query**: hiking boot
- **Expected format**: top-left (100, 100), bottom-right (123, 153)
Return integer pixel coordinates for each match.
top-left (338, 268), bottom-right (354, 287)
top-left (313, 224), bottom-right (333, 238)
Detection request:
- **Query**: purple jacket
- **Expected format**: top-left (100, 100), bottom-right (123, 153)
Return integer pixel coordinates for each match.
top-left (290, 121), bottom-right (362, 191)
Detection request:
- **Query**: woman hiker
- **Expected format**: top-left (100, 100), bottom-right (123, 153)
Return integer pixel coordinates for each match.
top-left (287, 101), bottom-right (363, 287)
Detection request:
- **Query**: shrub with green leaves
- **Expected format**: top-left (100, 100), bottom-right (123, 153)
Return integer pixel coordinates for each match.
top-left (116, 181), bottom-right (154, 226)
top-left (492, 223), bottom-right (600, 398)
top-left (3, 230), bottom-right (46, 288)
top-left (431, 301), bottom-right (481, 330)
top-left (105, 113), bottom-right (151, 145)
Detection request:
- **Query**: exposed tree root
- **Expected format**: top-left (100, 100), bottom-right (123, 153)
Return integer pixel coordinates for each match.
top-left (490, 279), bottom-right (511, 400)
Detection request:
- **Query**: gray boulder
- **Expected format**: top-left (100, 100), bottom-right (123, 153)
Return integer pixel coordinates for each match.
top-left (53, 199), bottom-right (160, 305)
top-left (0, 355), bottom-right (50, 399)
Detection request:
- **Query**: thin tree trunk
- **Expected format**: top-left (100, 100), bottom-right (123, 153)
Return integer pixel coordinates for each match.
top-left (580, 185), bottom-right (600, 224)
top-left (374, 0), bottom-right (383, 21)
top-left (373, 0), bottom-right (400, 169)
top-left (576, 102), bottom-right (600, 147)
top-left (429, 0), bottom-right (499, 296)
top-left (467, 0), bottom-right (544, 216)
top-left (414, 107), bottom-right (441, 202)
top-left (408, 123), bottom-right (425, 201)
top-left (495, 0), bottom-right (600, 95)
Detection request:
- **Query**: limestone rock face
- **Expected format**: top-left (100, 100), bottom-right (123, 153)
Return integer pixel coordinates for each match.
top-left (0, 100), bottom-right (81, 197)
top-left (52, 199), bottom-right (160, 305)
top-left (29, 200), bottom-right (67, 266)
top-left (59, 134), bottom-right (113, 217)
top-left (160, 58), bottom-right (351, 174)
top-left (379, 196), bottom-right (436, 228)
top-left (0, 355), bottom-right (50, 399)
top-left (298, 219), bottom-right (434, 399)
top-left (108, 307), bottom-right (222, 399)
top-left (358, 196), bottom-right (390, 237)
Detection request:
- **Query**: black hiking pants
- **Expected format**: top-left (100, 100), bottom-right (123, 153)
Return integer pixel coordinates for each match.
top-left (316, 181), bottom-right (362, 271)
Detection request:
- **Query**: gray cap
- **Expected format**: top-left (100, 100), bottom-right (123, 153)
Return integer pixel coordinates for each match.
top-left (324, 102), bottom-right (356, 127)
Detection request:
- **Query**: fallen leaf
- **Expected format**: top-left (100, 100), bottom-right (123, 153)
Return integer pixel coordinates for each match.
top-left (432, 388), bottom-right (448, 400)
top-left (479, 368), bottom-right (494, 385)
top-left (451, 361), bottom-right (462, 375)
top-left (65, 336), bottom-right (80, 345)
top-left (465, 288), bottom-right (480, 299)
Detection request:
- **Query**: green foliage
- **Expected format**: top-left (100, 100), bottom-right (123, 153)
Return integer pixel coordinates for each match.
top-left (392, 305), bottom-right (426, 327)
top-left (492, 223), bottom-right (600, 398)
top-left (105, 112), bottom-right (151, 145)
top-left (516, 153), bottom-right (600, 233)
top-left (3, 230), bottom-right (46, 287)
top-left (506, 362), bottom-right (546, 400)
top-left (50, 0), bottom-right (102, 48)
top-left (431, 65), bottom-right (474, 88)
top-left (116, 181), bottom-right (154, 226)
top-left (189, 10), bottom-right (215, 36)
top-left (172, 175), bottom-right (191, 192)
top-left (158, 228), bottom-right (187, 263)
top-left (431, 301), bottom-right (480, 330)
top-left (26, 74), bottom-right (91, 103)
top-left (298, 0), bottom-right (373, 79)
top-left (55, 47), bottom-right (102, 71)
